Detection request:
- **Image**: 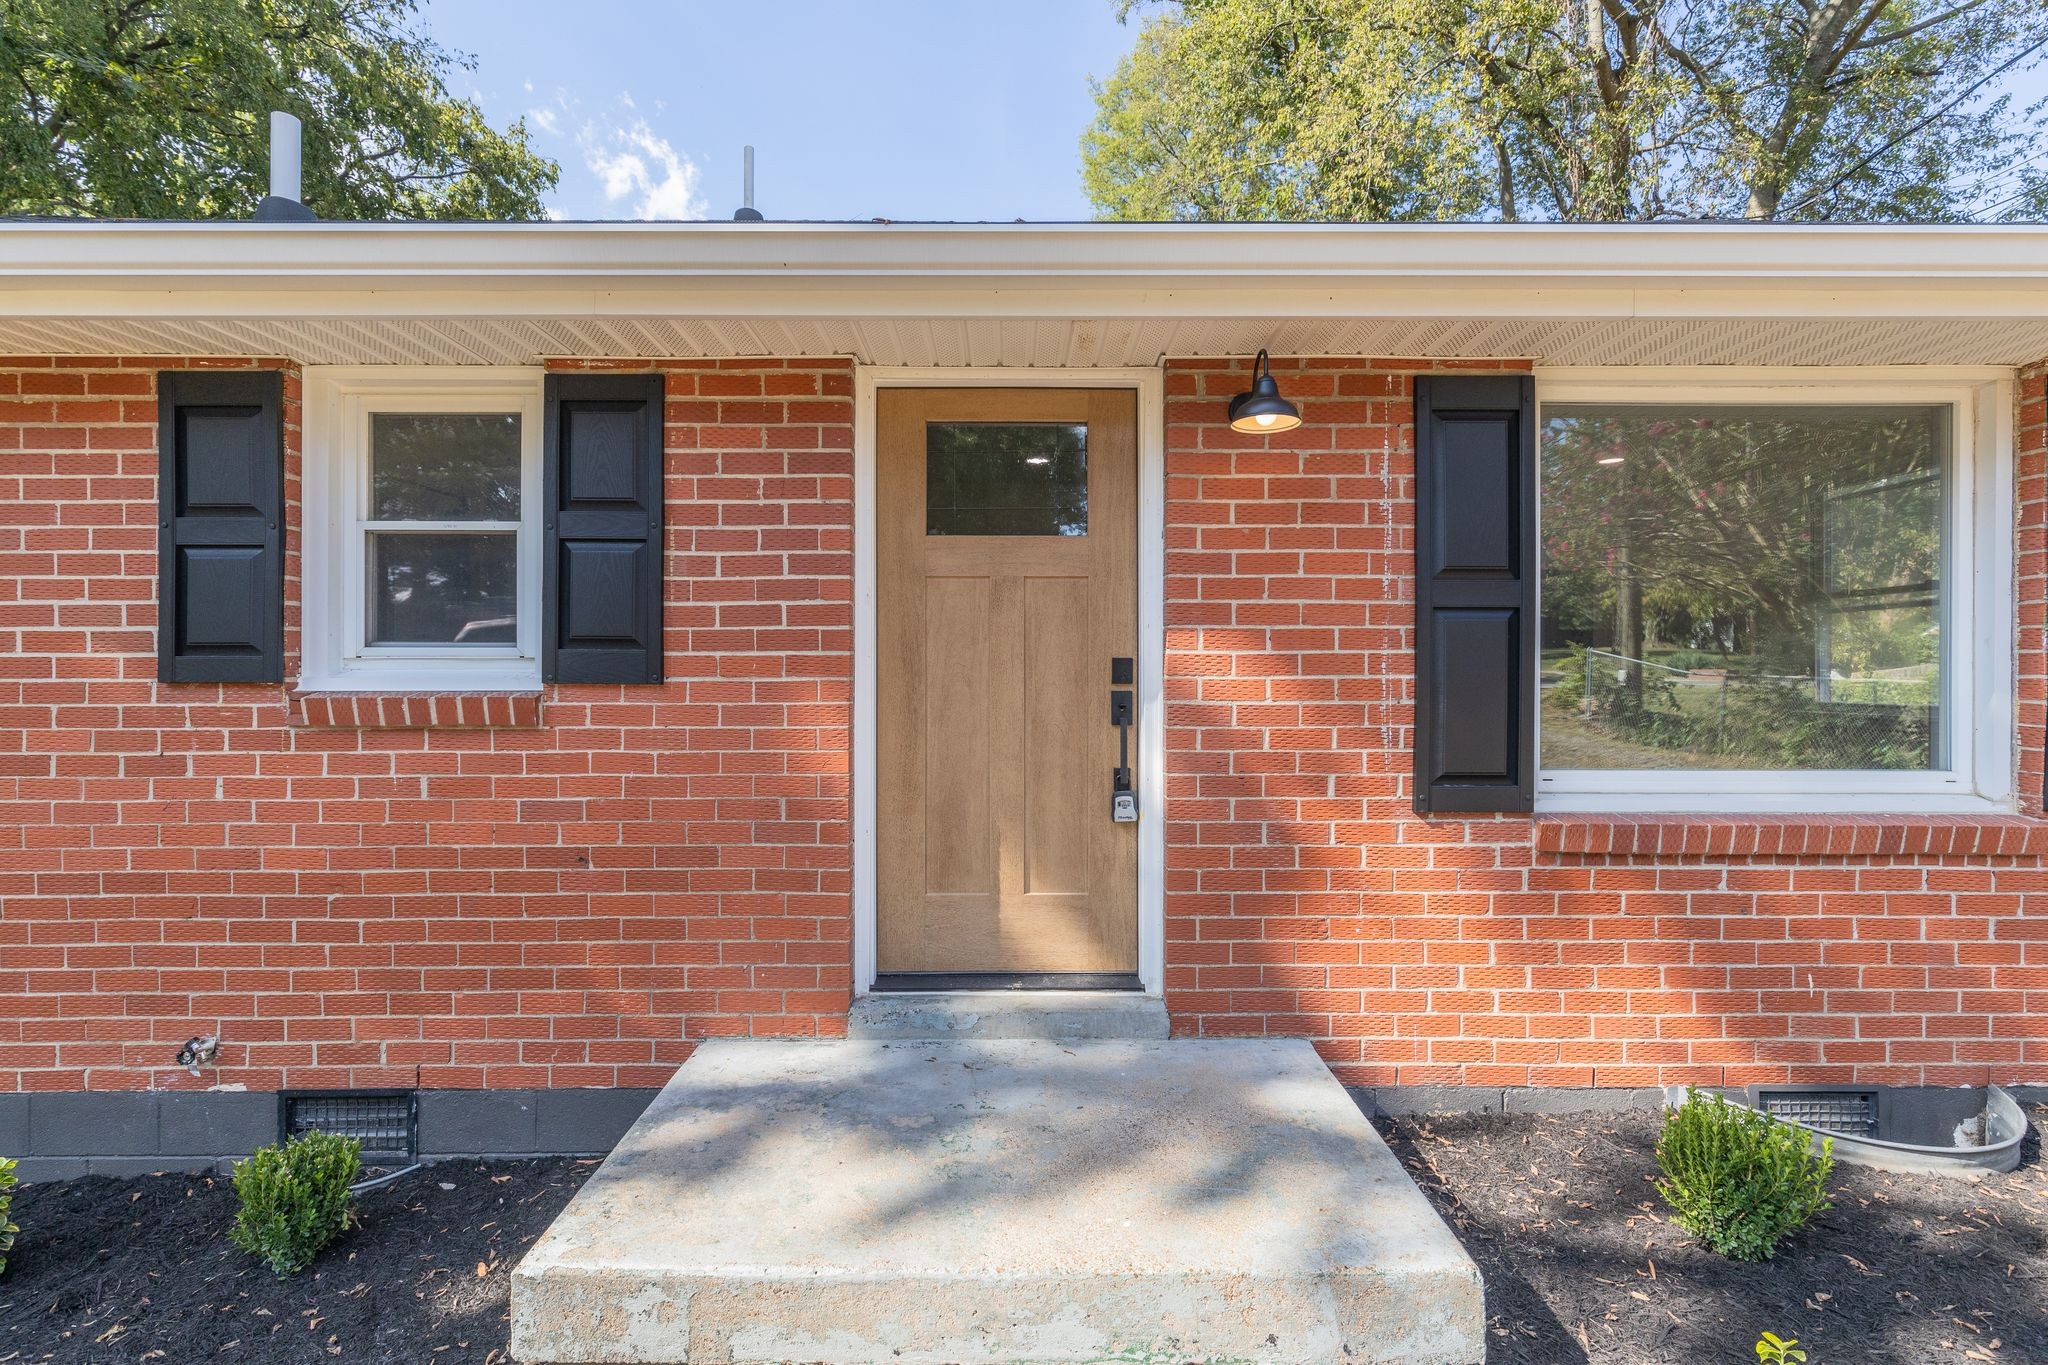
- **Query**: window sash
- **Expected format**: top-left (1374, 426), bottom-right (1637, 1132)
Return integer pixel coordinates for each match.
top-left (361, 526), bottom-right (522, 652)
top-left (1530, 371), bottom-right (2012, 813)
top-left (349, 394), bottom-right (535, 664)
top-left (301, 370), bottom-right (545, 691)
top-left (360, 520), bottom-right (521, 533)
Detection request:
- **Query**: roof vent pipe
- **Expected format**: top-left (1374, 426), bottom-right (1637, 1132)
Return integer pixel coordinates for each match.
top-left (733, 145), bottom-right (764, 221)
top-left (253, 111), bottom-right (317, 222)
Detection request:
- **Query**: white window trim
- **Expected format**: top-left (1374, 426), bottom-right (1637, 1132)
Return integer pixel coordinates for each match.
top-left (1532, 366), bottom-right (2015, 814)
top-left (302, 367), bottom-right (545, 693)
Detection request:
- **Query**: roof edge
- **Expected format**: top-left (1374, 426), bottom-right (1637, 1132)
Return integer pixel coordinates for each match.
top-left (1, 219), bottom-right (2046, 287)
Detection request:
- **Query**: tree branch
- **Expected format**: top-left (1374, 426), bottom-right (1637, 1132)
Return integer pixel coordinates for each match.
top-left (1845, 0), bottom-right (1989, 53)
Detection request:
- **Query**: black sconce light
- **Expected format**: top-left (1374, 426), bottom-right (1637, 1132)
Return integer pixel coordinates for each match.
top-left (1226, 349), bottom-right (1302, 434)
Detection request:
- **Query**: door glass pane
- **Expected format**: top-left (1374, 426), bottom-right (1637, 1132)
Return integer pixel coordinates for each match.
top-left (926, 422), bottom-right (1087, 536)
top-left (368, 532), bottom-right (518, 644)
top-left (1539, 403), bottom-right (1947, 772)
top-left (371, 413), bottom-right (521, 521)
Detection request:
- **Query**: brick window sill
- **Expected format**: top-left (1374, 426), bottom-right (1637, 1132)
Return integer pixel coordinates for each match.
top-left (288, 692), bottom-right (544, 729)
top-left (1535, 812), bottom-right (2048, 858)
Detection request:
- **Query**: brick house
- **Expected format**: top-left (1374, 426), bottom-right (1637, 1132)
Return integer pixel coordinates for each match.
top-left (2, 219), bottom-right (2045, 1176)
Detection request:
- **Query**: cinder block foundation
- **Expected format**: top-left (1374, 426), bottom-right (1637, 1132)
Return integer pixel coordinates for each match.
top-left (1, 1088), bottom-right (658, 1183)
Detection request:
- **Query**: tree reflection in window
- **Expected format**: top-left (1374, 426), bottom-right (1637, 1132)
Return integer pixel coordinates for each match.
top-left (926, 422), bottom-right (1087, 536)
top-left (365, 412), bottom-right (522, 646)
top-left (369, 533), bottom-right (517, 644)
top-left (1539, 404), bottom-right (1946, 772)
top-left (371, 414), bottom-right (521, 520)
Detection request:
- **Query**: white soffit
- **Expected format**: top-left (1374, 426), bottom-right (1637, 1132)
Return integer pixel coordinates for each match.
top-left (3, 221), bottom-right (2048, 367)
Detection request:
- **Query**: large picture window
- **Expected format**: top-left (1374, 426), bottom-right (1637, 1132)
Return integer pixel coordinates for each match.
top-left (302, 370), bottom-right (543, 691)
top-left (1535, 374), bottom-right (2010, 811)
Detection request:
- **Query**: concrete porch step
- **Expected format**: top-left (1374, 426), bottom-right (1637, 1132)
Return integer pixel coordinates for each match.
top-left (846, 990), bottom-right (1170, 1041)
top-left (511, 1039), bottom-right (1484, 1365)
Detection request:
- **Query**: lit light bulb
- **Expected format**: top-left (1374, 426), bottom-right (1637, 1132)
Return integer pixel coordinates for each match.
top-left (1255, 413), bottom-right (1278, 427)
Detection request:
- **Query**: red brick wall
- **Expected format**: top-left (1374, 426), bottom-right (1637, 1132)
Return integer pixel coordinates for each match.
top-left (1163, 356), bottom-right (2048, 1089)
top-left (0, 356), bottom-right (853, 1094)
top-left (2019, 359), bottom-right (2046, 822)
top-left (4, 351), bottom-right (2043, 1096)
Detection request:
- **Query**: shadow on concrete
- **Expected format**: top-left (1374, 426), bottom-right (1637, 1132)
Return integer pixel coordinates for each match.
top-left (572, 1039), bottom-right (1415, 1272)
top-left (512, 1038), bottom-right (1487, 1365)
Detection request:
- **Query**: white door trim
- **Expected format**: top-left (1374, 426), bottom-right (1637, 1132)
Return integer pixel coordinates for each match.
top-left (852, 366), bottom-right (1167, 996)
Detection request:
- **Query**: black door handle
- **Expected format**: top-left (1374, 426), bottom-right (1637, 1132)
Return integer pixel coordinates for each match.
top-left (1110, 658), bottom-right (1137, 823)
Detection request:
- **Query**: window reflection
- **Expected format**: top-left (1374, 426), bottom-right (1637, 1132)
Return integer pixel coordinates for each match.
top-left (371, 413), bottom-right (521, 521)
top-left (363, 411), bottom-right (522, 648)
top-left (926, 422), bottom-right (1088, 536)
top-left (368, 533), bottom-right (517, 645)
top-left (1539, 404), bottom-right (1946, 772)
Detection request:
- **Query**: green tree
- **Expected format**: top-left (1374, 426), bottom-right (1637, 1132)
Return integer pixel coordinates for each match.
top-left (1084, 0), bottom-right (2048, 221)
top-left (1, 0), bottom-right (557, 220)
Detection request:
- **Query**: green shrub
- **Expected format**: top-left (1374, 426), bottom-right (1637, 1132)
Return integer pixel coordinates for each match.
top-left (228, 1131), bottom-right (361, 1277)
top-left (1656, 1089), bottom-right (1832, 1261)
top-left (1546, 643), bottom-right (1589, 711)
top-left (1657, 649), bottom-right (1727, 673)
top-left (1755, 1330), bottom-right (1808, 1364)
top-left (0, 1155), bottom-right (17, 1276)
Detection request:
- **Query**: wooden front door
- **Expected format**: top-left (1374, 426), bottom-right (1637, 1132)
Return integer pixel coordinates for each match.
top-left (876, 388), bottom-right (1139, 976)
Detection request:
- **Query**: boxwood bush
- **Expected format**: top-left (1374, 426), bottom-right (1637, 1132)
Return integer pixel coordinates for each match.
top-left (0, 1155), bottom-right (18, 1275)
top-left (1656, 1088), bottom-right (1833, 1261)
top-left (229, 1131), bottom-right (361, 1277)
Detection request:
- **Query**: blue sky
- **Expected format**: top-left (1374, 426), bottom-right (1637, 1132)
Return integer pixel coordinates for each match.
top-left (420, 0), bottom-right (1140, 222)
top-left (420, 1), bottom-right (2048, 224)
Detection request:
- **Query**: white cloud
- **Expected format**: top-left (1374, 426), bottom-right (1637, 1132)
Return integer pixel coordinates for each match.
top-left (527, 106), bottom-right (560, 136)
top-left (581, 117), bottom-right (705, 221)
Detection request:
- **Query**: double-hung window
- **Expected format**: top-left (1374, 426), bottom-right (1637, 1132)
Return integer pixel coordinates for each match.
top-left (1534, 371), bottom-right (2012, 812)
top-left (303, 369), bottom-right (544, 691)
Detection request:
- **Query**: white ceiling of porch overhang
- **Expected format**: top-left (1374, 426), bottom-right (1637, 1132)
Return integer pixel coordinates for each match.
top-left (4, 313), bottom-right (2048, 367)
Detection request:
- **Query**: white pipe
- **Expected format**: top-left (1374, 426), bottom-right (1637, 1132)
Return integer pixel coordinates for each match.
top-left (743, 146), bottom-right (755, 211)
top-left (269, 111), bottom-right (303, 202)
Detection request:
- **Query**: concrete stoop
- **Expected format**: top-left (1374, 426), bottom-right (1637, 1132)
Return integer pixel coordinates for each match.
top-left (511, 1039), bottom-right (1484, 1365)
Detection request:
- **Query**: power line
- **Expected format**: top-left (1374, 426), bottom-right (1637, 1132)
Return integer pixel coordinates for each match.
top-left (1776, 32), bottom-right (2048, 218)
top-left (1969, 176), bottom-right (2048, 220)
top-left (1958, 144), bottom-right (2048, 217)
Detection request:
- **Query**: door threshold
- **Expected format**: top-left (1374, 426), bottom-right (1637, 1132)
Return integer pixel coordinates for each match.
top-left (869, 972), bottom-right (1143, 993)
top-left (850, 985), bottom-right (1168, 1041)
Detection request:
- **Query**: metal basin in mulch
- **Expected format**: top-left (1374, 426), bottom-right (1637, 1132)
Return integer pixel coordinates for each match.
top-left (1666, 1083), bottom-right (2029, 1176)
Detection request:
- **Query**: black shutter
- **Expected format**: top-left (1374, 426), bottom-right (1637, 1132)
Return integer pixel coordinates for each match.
top-left (1412, 375), bottom-right (1536, 814)
top-left (157, 371), bottom-right (284, 683)
top-left (542, 373), bottom-right (665, 684)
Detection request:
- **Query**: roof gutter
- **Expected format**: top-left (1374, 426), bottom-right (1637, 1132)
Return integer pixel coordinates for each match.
top-left (1, 220), bottom-right (2046, 288)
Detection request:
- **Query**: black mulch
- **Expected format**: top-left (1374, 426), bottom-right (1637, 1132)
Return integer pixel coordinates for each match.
top-left (5, 1110), bottom-right (2046, 1365)
top-left (1374, 1103), bottom-right (2048, 1365)
top-left (0, 1158), bottom-right (595, 1364)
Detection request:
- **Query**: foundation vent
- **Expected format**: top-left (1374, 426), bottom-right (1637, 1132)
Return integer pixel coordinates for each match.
top-left (279, 1089), bottom-right (417, 1163)
top-left (1753, 1086), bottom-right (1881, 1137)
